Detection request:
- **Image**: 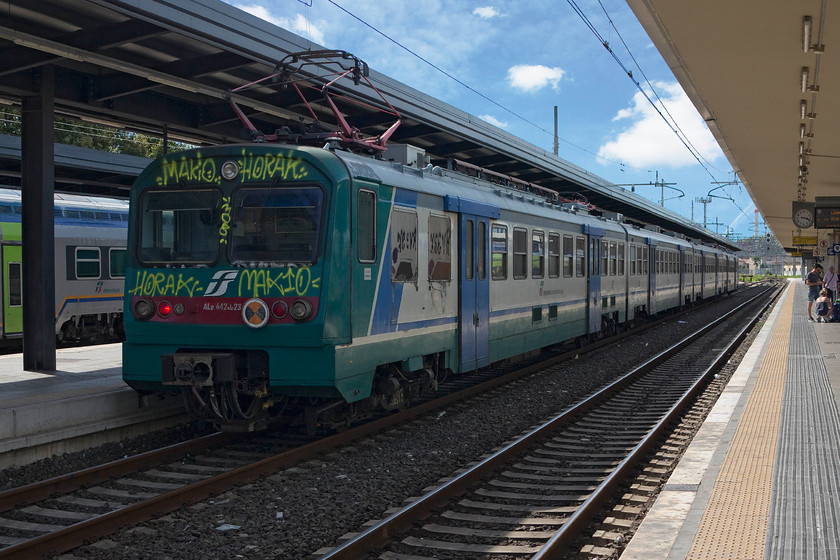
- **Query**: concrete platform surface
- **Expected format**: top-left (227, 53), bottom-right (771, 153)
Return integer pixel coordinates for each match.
top-left (0, 343), bottom-right (184, 468)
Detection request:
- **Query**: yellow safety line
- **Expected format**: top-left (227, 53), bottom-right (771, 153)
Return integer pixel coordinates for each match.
top-left (687, 284), bottom-right (792, 559)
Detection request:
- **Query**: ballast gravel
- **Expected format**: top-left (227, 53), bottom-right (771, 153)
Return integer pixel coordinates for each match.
top-left (1, 286), bottom-right (766, 560)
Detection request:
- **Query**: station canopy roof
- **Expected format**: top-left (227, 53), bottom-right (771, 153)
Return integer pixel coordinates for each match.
top-left (0, 0), bottom-right (737, 249)
top-left (627, 0), bottom-right (837, 253)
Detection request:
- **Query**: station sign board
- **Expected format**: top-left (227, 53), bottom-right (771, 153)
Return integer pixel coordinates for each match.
top-left (793, 236), bottom-right (818, 246)
top-left (815, 207), bottom-right (840, 229)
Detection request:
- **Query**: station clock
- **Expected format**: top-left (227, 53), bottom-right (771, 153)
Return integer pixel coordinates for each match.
top-left (792, 201), bottom-right (815, 228)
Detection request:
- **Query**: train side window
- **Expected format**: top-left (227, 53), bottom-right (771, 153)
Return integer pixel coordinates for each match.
top-left (630, 245), bottom-right (636, 275)
top-left (491, 224), bottom-right (508, 280)
top-left (109, 248), bottom-right (127, 278)
top-left (548, 232), bottom-right (560, 278)
top-left (429, 215), bottom-right (451, 281)
top-left (600, 240), bottom-right (608, 277)
top-left (7, 262), bottom-right (21, 307)
top-left (513, 227), bottom-right (527, 279)
top-left (465, 219), bottom-right (474, 281)
top-left (357, 190), bottom-right (377, 263)
top-left (532, 230), bottom-right (544, 278)
top-left (575, 236), bottom-right (585, 277)
top-left (75, 247), bottom-right (101, 279)
top-left (637, 245), bottom-right (643, 275)
top-left (643, 247), bottom-right (649, 274)
top-left (618, 243), bottom-right (625, 275)
top-left (561, 234), bottom-right (573, 278)
top-left (391, 208), bottom-right (418, 283)
top-left (609, 241), bottom-right (617, 276)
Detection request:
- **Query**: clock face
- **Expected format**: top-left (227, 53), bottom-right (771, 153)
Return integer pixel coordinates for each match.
top-left (794, 207), bottom-right (814, 228)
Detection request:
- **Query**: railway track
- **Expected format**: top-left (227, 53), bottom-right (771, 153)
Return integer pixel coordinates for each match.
top-left (0, 284), bottom-right (772, 559)
top-left (315, 284), bottom-right (779, 559)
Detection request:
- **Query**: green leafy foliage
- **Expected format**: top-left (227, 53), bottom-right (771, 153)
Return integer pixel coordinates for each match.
top-left (0, 106), bottom-right (191, 158)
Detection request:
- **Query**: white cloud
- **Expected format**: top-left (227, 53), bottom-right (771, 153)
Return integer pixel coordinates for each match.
top-left (598, 82), bottom-right (721, 168)
top-left (479, 114), bottom-right (508, 128)
top-left (232, 4), bottom-right (326, 45)
top-left (473, 6), bottom-right (500, 19)
top-left (507, 64), bottom-right (565, 92)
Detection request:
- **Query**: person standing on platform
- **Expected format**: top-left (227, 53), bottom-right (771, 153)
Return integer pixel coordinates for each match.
top-left (823, 265), bottom-right (837, 302)
top-left (806, 263), bottom-right (824, 321)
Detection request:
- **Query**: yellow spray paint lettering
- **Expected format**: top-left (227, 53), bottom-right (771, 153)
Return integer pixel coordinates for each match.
top-left (156, 152), bottom-right (219, 186)
top-left (237, 150), bottom-right (310, 182)
top-left (153, 150), bottom-right (313, 187)
top-left (128, 270), bottom-right (202, 297)
top-left (219, 196), bottom-right (232, 244)
top-left (238, 267), bottom-right (320, 297)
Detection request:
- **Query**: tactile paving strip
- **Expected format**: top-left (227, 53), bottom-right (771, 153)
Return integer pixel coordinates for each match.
top-left (766, 284), bottom-right (840, 560)
top-left (686, 288), bottom-right (791, 559)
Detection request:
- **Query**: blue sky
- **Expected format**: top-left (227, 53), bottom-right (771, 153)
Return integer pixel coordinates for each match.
top-left (223, 0), bottom-right (760, 239)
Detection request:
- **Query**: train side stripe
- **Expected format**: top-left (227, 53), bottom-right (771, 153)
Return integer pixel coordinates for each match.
top-left (55, 294), bottom-right (123, 319)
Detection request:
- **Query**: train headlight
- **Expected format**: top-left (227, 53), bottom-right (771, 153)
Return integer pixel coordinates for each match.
top-left (220, 160), bottom-right (239, 181)
top-left (173, 303), bottom-right (185, 315)
top-left (157, 301), bottom-right (172, 317)
top-left (133, 297), bottom-right (155, 320)
top-left (290, 299), bottom-right (313, 322)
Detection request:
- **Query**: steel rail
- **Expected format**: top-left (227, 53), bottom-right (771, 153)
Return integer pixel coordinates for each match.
top-left (532, 282), bottom-right (782, 558)
top-left (315, 285), bottom-right (778, 559)
top-left (0, 432), bottom-right (231, 514)
top-left (0, 285), bottom-right (769, 559)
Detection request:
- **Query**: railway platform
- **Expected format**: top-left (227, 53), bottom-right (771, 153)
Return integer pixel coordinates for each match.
top-left (621, 278), bottom-right (840, 559)
top-left (0, 343), bottom-right (184, 469)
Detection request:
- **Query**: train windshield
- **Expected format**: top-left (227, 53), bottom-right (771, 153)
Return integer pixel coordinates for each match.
top-left (138, 189), bottom-right (221, 265)
top-left (230, 186), bottom-right (324, 266)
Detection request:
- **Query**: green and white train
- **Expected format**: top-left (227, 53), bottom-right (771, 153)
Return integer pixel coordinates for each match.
top-left (121, 143), bottom-right (737, 432)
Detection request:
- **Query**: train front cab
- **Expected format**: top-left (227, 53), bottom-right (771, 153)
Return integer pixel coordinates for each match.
top-left (122, 145), bottom-right (358, 430)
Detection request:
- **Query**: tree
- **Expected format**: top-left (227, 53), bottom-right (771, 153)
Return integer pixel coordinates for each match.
top-left (0, 107), bottom-right (191, 157)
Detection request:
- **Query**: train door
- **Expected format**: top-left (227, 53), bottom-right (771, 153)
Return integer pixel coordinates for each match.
top-left (1, 242), bottom-right (22, 336)
top-left (457, 214), bottom-right (489, 371)
top-left (584, 225), bottom-right (604, 334)
top-left (679, 247), bottom-right (686, 307)
top-left (648, 241), bottom-right (657, 315)
top-left (445, 195), bottom-right (499, 373)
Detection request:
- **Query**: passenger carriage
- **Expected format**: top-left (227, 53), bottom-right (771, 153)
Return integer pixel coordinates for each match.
top-left (0, 188), bottom-right (128, 343)
top-left (121, 143), bottom-right (737, 432)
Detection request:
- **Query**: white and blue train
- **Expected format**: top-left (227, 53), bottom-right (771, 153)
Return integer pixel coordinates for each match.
top-left (0, 188), bottom-right (128, 344)
top-left (121, 142), bottom-right (738, 432)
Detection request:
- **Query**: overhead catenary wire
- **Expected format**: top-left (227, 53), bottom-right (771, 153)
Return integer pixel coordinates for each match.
top-left (594, 0), bottom-right (720, 174)
top-left (567, 0), bottom-right (719, 182)
top-left (325, 0), bottom-right (648, 171)
top-left (568, 0), bottom-right (755, 225)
